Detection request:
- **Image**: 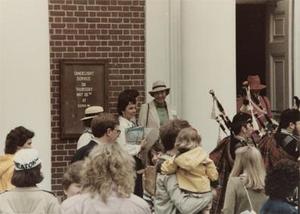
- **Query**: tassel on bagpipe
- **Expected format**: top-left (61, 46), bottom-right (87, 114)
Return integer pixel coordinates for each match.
top-left (209, 90), bottom-right (232, 136)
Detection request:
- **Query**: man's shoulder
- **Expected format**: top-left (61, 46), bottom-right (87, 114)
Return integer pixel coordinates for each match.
top-left (72, 140), bottom-right (98, 162)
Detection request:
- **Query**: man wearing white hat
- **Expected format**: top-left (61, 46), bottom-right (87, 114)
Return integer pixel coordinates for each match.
top-left (77, 106), bottom-right (104, 150)
top-left (139, 80), bottom-right (175, 130)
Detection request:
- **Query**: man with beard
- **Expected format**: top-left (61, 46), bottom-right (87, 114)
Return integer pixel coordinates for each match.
top-left (274, 108), bottom-right (300, 160)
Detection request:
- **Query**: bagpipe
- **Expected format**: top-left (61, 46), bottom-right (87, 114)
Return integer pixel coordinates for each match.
top-left (240, 81), bottom-right (278, 136)
top-left (209, 90), bottom-right (232, 137)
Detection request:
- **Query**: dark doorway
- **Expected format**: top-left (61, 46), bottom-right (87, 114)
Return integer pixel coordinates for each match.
top-left (236, 4), bottom-right (266, 96)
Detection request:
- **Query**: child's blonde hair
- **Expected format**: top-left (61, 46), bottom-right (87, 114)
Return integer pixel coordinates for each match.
top-left (175, 127), bottom-right (201, 153)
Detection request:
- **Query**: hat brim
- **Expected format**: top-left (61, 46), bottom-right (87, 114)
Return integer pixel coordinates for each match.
top-left (149, 88), bottom-right (170, 97)
top-left (250, 85), bottom-right (266, 90)
top-left (80, 115), bottom-right (96, 121)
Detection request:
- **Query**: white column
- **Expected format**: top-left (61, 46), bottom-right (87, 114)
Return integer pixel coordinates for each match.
top-left (145, 0), bottom-right (170, 101)
top-left (294, 0), bottom-right (300, 97)
top-left (169, 0), bottom-right (182, 117)
top-left (181, 0), bottom-right (236, 152)
top-left (0, 0), bottom-right (51, 190)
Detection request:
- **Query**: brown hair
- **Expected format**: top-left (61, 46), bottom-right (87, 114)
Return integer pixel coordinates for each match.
top-left (5, 126), bottom-right (34, 154)
top-left (91, 113), bottom-right (119, 138)
top-left (62, 161), bottom-right (84, 191)
top-left (175, 127), bottom-right (201, 153)
top-left (11, 164), bottom-right (43, 187)
top-left (159, 119), bottom-right (191, 151)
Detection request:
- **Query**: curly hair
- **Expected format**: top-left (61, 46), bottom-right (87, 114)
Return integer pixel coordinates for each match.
top-left (175, 127), bottom-right (201, 153)
top-left (230, 146), bottom-right (266, 191)
top-left (159, 119), bottom-right (191, 151)
top-left (117, 90), bottom-right (138, 116)
top-left (81, 143), bottom-right (135, 203)
top-left (265, 159), bottom-right (298, 199)
top-left (62, 161), bottom-right (84, 191)
top-left (5, 126), bottom-right (34, 154)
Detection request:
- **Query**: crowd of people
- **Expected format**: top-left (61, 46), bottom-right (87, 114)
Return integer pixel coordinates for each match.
top-left (0, 77), bottom-right (299, 214)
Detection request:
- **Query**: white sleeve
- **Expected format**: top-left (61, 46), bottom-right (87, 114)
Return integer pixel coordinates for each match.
top-left (76, 132), bottom-right (92, 150)
top-left (117, 122), bottom-right (141, 156)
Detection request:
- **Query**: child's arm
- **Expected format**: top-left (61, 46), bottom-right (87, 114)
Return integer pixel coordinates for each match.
top-left (161, 156), bottom-right (178, 175)
top-left (205, 158), bottom-right (219, 188)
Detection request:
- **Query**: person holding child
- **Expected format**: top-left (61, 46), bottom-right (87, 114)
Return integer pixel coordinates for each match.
top-left (155, 119), bottom-right (213, 214)
top-left (161, 127), bottom-right (219, 214)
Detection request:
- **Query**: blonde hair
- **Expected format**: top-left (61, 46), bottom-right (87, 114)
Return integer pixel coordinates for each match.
top-left (175, 127), bottom-right (201, 153)
top-left (230, 146), bottom-right (266, 190)
top-left (81, 143), bottom-right (135, 202)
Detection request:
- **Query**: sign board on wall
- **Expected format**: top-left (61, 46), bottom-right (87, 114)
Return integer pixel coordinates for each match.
top-left (60, 60), bottom-right (108, 139)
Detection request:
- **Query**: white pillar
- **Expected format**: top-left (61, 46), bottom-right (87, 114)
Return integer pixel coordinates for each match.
top-left (145, 0), bottom-right (171, 101)
top-left (294, 0), bottom-right (300, 96)
top-left (0, 0), bottom-right (51, 190)
top-left (181, 0), bottom-right (236, 152)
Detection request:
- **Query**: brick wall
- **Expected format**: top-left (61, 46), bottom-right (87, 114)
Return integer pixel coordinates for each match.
top-left (48, 0), bottom-right (145, 197)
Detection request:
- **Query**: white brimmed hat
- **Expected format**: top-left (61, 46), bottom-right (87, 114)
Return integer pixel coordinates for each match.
top-left (149, 80), bottom-right (170, 97)
top-left (14, 148), bottom-right (41, 171)
top-left (81, 106), bottom-right (104, 121)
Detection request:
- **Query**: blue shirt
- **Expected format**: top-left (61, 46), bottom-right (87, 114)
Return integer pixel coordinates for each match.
top-left (260, 198), bottom-right (297, 214)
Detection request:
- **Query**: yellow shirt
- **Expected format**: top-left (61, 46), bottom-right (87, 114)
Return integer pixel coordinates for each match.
top-left (0, 154), bottom-right (14, 192)
top-left (161, 147), bottom-right (218, 193)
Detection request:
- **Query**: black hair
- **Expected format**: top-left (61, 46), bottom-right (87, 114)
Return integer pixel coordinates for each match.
top-left (117, 89), bottom-right (139, 116)
top-left (11, 164), bottom-right (43, 187)
top-left (5, 126), bottom-right (34, 154)
top-left (231, 112), bottom-right (252, 135)
top-left (265, 159), bottom-right (298, 200)
top-left (277, 108), bottom-right (300, 130)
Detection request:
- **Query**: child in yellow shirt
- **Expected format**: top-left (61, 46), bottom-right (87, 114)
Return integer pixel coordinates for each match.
top-left (161, 127), bottom-right (219, 214)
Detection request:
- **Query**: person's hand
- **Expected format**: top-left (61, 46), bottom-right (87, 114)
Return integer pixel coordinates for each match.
top-left (212, 188), bottom-right (218, 199)
top-left (139, 138), bottom-right (147, 150)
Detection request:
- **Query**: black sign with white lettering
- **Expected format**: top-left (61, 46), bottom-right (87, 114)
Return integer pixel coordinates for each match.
top-left (60, 60), bottom-right (108, 139)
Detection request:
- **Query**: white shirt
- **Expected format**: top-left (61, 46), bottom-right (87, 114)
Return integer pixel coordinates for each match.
top-left (77, 128), bottom-right (94, 150)
top-left (117, 116), bottom-right (141, 156)
top-left (62, 192), bottom-right (151, 214)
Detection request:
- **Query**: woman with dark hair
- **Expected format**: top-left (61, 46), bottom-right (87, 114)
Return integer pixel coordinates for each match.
top-left (260, 159), bottom-right (298, 214)
top-left (116, 89), bottom-right (146, 197)
top-left (0, 148), bottom-right (62, 214)
top-left (0, 126), bottom-right (34, 192)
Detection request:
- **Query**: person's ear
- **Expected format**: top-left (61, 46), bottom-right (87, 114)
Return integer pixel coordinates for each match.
top-left (106, 128), bottom-right (113, 136)
top-left (241, 126), bottom-right (247, 134)
top-left (288, 122), bottom-right (295, 130)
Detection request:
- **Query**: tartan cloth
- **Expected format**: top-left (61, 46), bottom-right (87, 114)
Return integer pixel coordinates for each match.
top-left (258, 133), bottom-right (296, 171)
top-left (209, 136), bottom-right (232, 214)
